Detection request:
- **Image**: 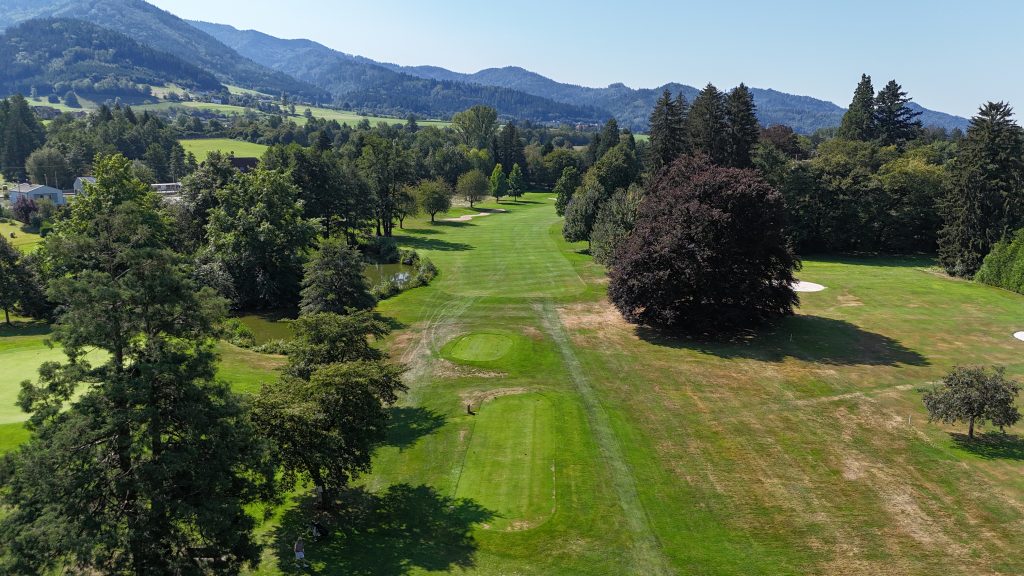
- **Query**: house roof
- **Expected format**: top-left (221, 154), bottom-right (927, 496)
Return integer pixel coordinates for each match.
top-left (74, 176), bottom-right (96, 184)
top-left (10, 183), bottom-right (61, 194)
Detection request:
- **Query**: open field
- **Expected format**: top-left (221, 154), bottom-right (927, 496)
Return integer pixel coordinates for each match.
top-left (291, 106), bottom-right (451, 129)
top-left (179, 138), bottom-right (270, 160)
top-left (3, 194), bottom-right (1024, 574)
top-left (25, 95), bottom-right (97, 112)
top-left (0, 220), bottom-right (42, 252)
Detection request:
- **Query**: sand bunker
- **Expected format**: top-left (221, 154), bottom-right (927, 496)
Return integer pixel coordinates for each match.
top-left (792, 280), bottom-right (826, 293)
top-left (1014, 331), bottom-right (1024, 342)
top-left (442, 209), bottom-right (508, 222)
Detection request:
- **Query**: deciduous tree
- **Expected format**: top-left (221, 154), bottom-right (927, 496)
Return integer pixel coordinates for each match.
top-left (923, 366), bottom-right (1021, 439)
top-left (608, 155), bottom-right (799, 333)
top-left (457, 169), bottom-right (488, 208)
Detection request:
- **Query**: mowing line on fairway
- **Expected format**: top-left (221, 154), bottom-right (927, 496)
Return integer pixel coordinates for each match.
top-left (537, 300), bottom-right (675, 576)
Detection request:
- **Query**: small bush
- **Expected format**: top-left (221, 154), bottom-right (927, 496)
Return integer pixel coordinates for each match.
top-left (399, 248), bottom-right (420, 266)
top-left (977, 229), bottom-right (1024, 293)
top-left (220, 318), bottom-right (256, 348)
top-left (371, 278), bottom-right (402, 300)
top-left (253, 339), bottom-right (291, 355)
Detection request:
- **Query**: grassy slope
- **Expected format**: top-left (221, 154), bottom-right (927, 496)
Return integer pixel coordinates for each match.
top-left (179, 138), bottom-right (270, 161)
top-left (0, 220), bottom-right (42, 252)
top-left (0, 324), bottom-right (283, 453)
top-left (260, 193), bottom-right (1024, 575)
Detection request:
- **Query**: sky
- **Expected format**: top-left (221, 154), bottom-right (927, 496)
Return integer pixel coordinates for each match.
top-left (148, 0), bottom-right (1023, 118)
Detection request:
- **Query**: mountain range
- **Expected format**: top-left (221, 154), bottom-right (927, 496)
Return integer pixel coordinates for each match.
top-left (0, 0), bottom-right (970, 134)
top-left (190, 21), bottom-right (970, 134)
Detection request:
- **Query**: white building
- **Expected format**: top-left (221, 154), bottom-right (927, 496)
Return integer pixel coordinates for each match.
top-left (73, 176), bottom-right (96, 194)
top-left (8, 183), bottom-right (66, 206)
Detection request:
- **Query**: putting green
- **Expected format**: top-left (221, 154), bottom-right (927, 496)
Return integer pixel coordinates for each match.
top-left (455, 392), bottom-right (557, 531)
top-left (443, 333), bottom-right (515, 363)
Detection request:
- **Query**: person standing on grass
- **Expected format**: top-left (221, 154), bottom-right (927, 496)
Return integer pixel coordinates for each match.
top-left (294, 536), bottom-right (308, 567)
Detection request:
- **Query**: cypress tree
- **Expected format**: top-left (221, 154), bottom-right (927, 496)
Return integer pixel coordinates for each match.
top-left (688, 84), bottom-right (730, 165)
top-left (874, 80), bottom-right (923, 146)
top-left (648, 90), bottom-right (688, 171)
top-left (725, 83), bottom-right (760, 168)
top-left (938, 102), bottom-right (1024, 277)
top-left (838, 74), bottom-right (876, 141)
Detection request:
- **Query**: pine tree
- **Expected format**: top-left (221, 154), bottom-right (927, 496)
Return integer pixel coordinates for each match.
top-left (688, 84), bottom-right (730, 165)
top-left (648, 90), bottom-right (688, 171)
top-left (725, 83), bottom-right (760, 168)
top-left (594, 118), bottom-right (621, 161)
top-left (1, 95), bottom-right (45, 181)
top-left (938, 102), bottom-right (1024, 277)
top-left (508, 163), bottom-right (525, 201)
top-left (838, 74), bottom-right (876, 141)
top-left (874, 80), bottom-right (923, 146)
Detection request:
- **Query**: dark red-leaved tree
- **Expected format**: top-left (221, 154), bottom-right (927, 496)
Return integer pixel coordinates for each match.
top-left (608, 155), bottom-right (799, 334)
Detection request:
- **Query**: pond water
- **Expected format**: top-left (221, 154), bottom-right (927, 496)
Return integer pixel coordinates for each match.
top-left (364, 263), bottom-right (414, 287)
top-left (237, 313), bottom-right (296, 344)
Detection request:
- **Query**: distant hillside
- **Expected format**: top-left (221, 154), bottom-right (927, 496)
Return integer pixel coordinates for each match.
top-left (383, 65), bottom-right (970, 134)
top-left (191, 21), bottom-right (610, 124)
top-left (0, 18), bottom-right (222, 99)
top-left (0, 0), bottom-right (327, 101)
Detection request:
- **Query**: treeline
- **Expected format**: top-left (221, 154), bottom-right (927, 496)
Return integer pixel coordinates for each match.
top-left (554, 74), bottom-right (1024, 333)
top-left (33, 103), bottom-right (196, 186)
top-left (0, 18), bottom-right (223, 101)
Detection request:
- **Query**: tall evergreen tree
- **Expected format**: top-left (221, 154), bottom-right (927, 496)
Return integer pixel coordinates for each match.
top-left (494, 122), bottom-right (526, 176)
top-left (939, 102), bottom-right (1024, 277)
top-left (838, 74), bottom-right (876, 141)
top-left (688, 84), bottom-right (730, 165)
top-left (0, 235), bottom-right (20, 325)
top-left (725, 83), bottom-right (760, 168)
top-left (874, 80), bottom-right (923, 146)
top-left (648, 90), bottom-right (688, 171)
top-left (594, 118), bottom-right (621, 161)
top-left (508, 163), bottom-right (525, 201)
top-left (0, 95), bottom-right (46, 181)
top-left (1, 155), bottom-right (272, 574)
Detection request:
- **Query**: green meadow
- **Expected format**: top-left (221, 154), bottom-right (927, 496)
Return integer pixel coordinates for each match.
top-left (3, 194), bottom-right (1024, 574)
top-left (179, 138), bottom-right (270, 161)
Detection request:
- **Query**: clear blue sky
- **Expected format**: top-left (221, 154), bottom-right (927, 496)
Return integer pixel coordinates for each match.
top-left (149, 0), bottom-right (1022, 118)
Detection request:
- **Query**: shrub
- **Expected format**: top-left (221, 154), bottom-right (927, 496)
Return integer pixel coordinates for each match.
top-left (253, 339), bottom-right (291, 355)
top-left (976, 228), bottom-right (1024, 293)
top-left (363, 236), bottom-right (399, 264)
top-left (220, 318), bottom-right (256, 348)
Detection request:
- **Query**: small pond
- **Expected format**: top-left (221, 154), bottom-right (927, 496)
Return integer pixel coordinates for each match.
top-left (364, 263), bottom-right (414, 287)
top-left (236, 312), bottom-right (296, 345)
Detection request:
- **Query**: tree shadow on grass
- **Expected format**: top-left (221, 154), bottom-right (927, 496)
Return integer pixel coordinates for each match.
top-left (638, 315), bottom-right (927, 367)
top-left (951, 432), bottom-right (1024, 460)
top-left (431, 220), bottom-right (474, 228)
top-left (385, 406), bottom-right (446, 450)
top-left (399, 227), bottom-right (443, 235)
top-left (0, 321), bottom-right (51, 338)
top-left (395, 235), bottom-right (473, 252)
top-left (272, 484), bottom-right (494, 575)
